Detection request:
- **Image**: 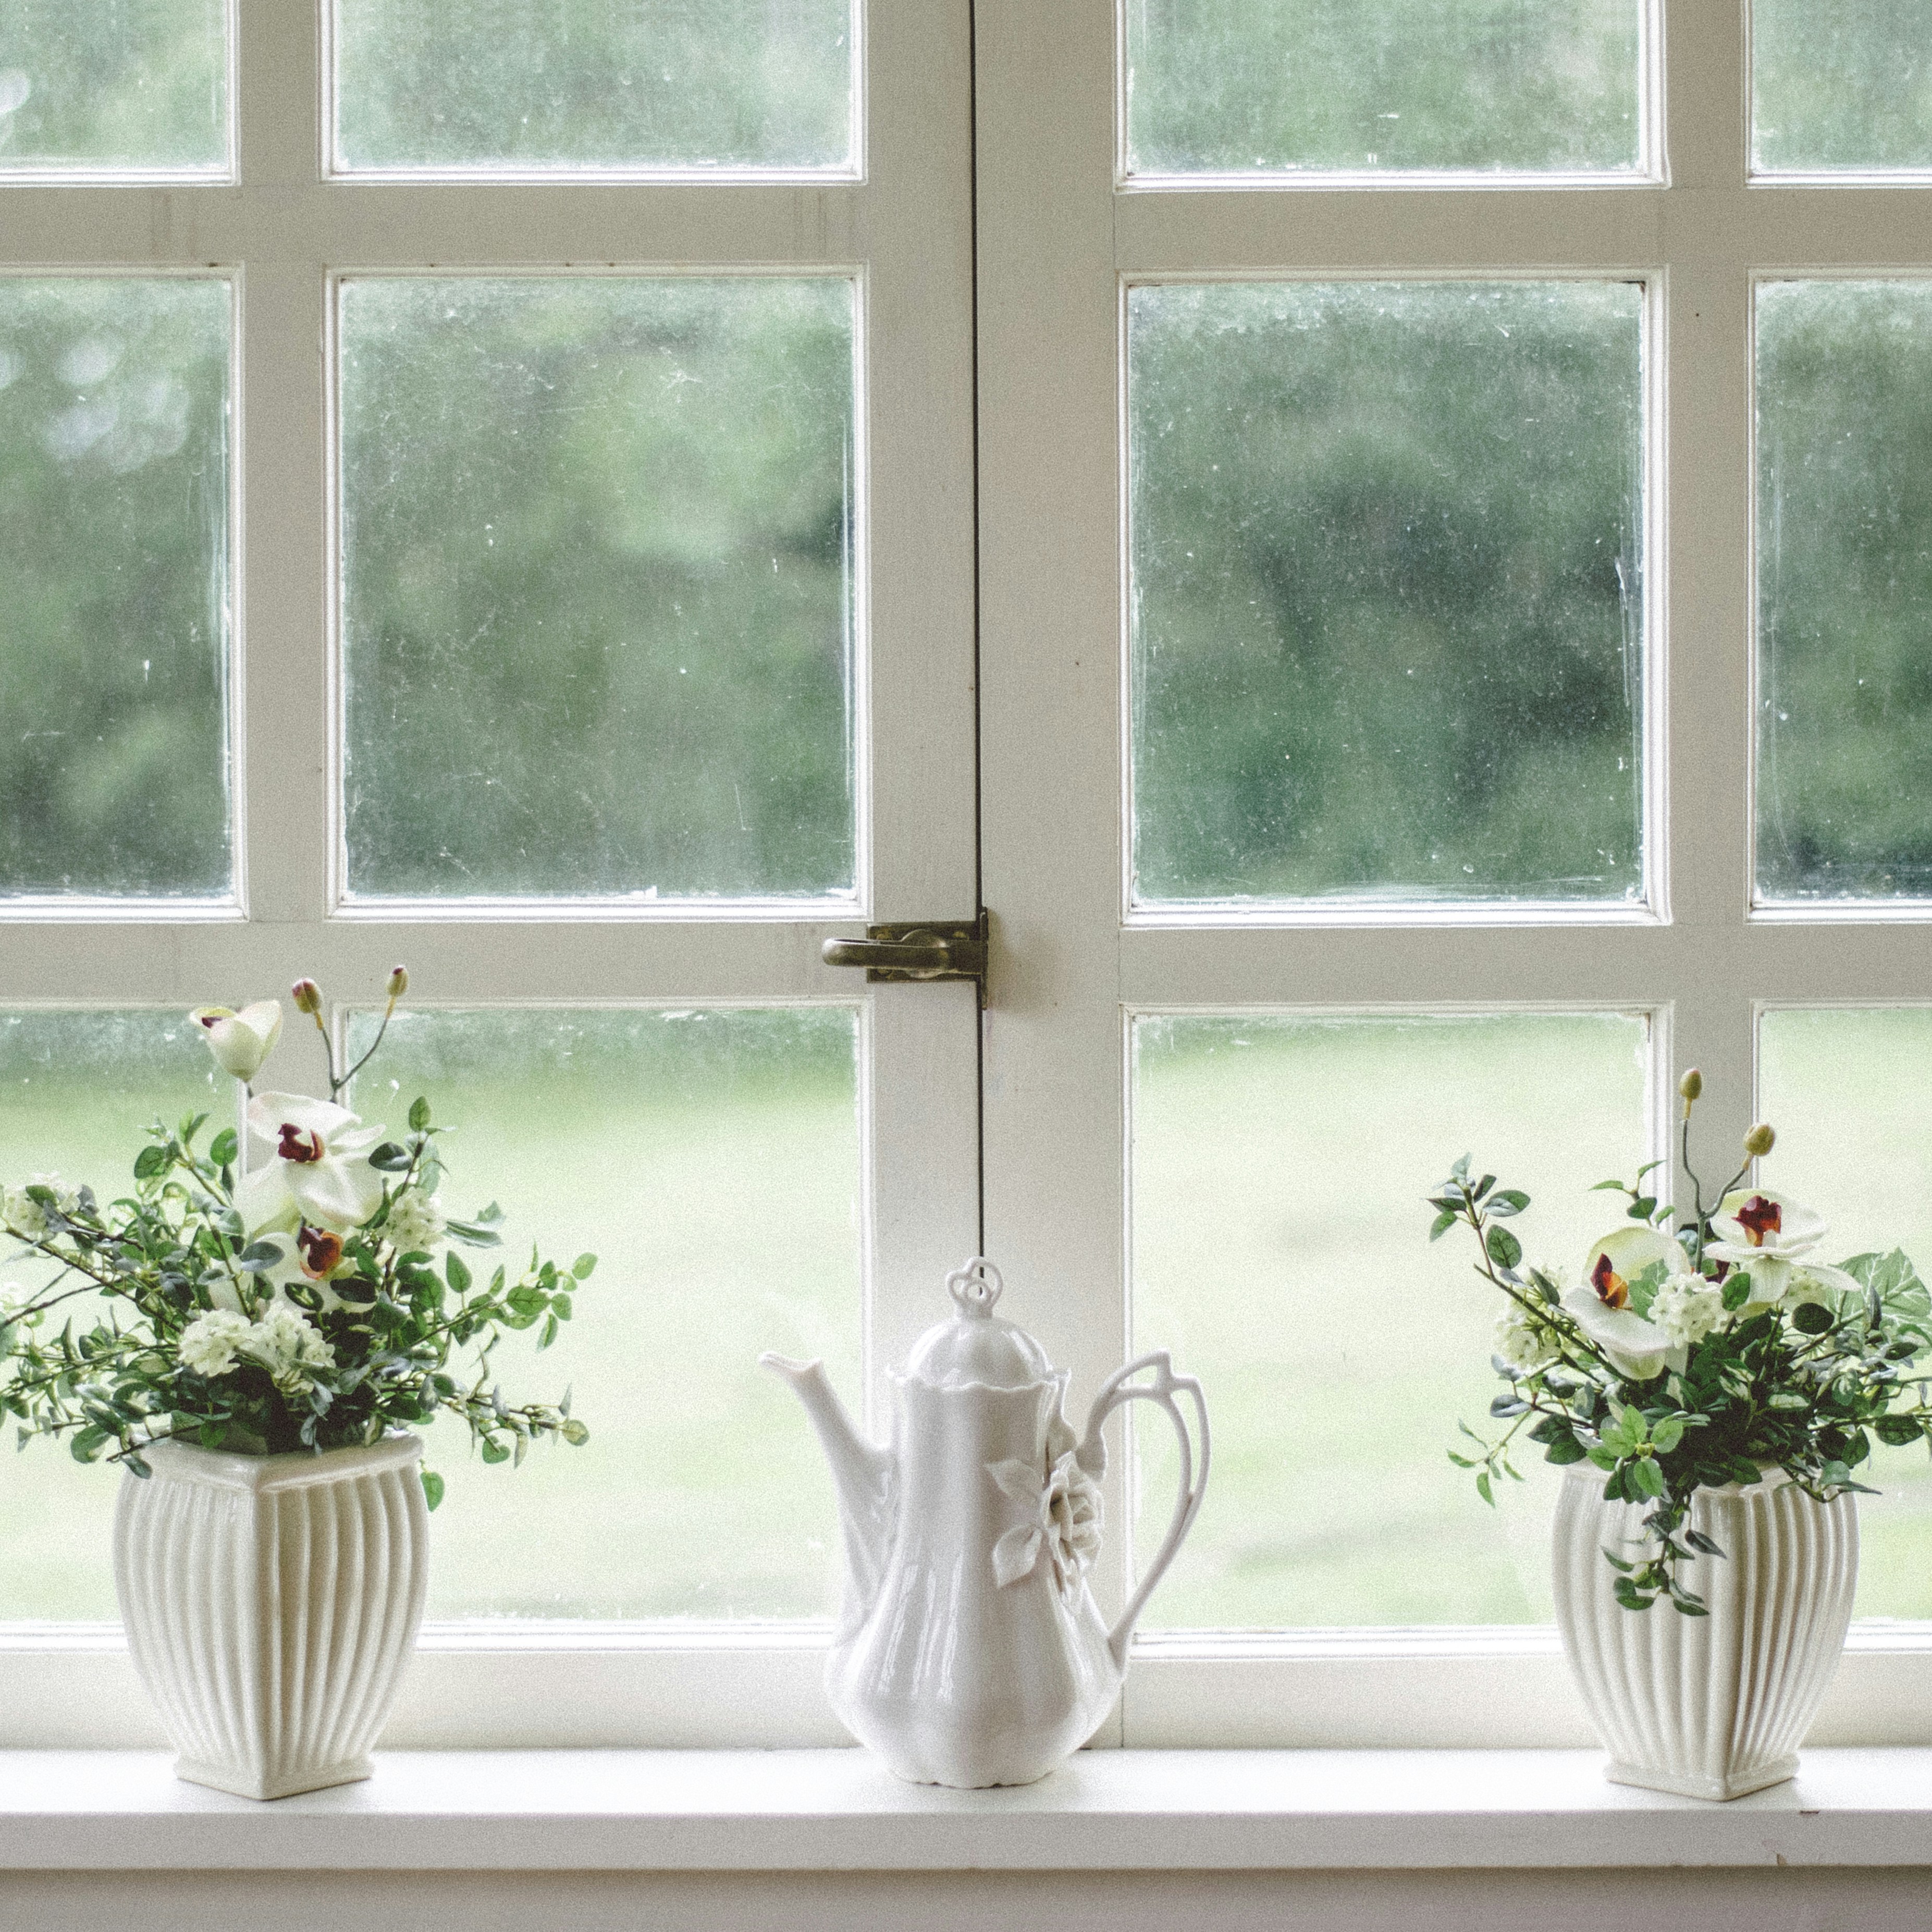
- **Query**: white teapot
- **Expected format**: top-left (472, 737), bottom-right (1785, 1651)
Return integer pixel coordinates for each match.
top-left (761, 1257), bottom-right (1209, 1788)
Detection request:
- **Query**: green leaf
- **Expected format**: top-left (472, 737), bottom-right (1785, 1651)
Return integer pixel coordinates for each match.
top-left (237, 1240), bottom-right (281, 1272)
top-left (445, 1251), bottom-right (472, 1295)
top-left (409, 1096), bottom-right (433, 1133)
top-left (1428, 1208), bottom-right (1457, 1242)
top-left (478, 1436), bottom-right (510, 1466)
top-left (1473, 1175), bottom-right (1496, 1201)
top-left (1650, 1414), bottom-right (1685, 1453)
top-left (1684, 1529), bottom-right (1726, 1557)
top-left (208, 1128), bottom-right (239, 1168)
top-left (571, 1253), bottom-right (597, 1281)
top-left (420, 1469), bottom-right (445, 1511)
top-left (1790, 1300), bottom-right (1834, 1336)
top-left (1628, 1455), bottom-right (1667, 1500)
top-left (1590, 1178), bottom-right (1627, 1192)
top-left (1721, 1272), bottom-right (1752, 1312)
top-left (368, 1142), bottom-right (413, 1173)
top-left (1474, 1471), bottom-right (1494, 1506)
top-left (1875, 1413), bottom-right (1926, 1447)
top-left (561, 1418), bottom-right (589, 1447)
top-left (1543, 1435), bottom-right (1588, 1466)
top-left (1485, 1225), bottom-right (1522, 1271)
top-left (1599, 1547), bottom-right (1636, 1573)
top-left (132, 1144), bottom-right (170, 1182)
top-left (1488, 1189), bottom-right (1531, 1215)
top-left (1627, 1196), bottom-right (1657, 1221)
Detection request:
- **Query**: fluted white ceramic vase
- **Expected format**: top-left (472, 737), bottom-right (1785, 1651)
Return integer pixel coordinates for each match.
top-left (1553, 1462), bottom-right (1856, 1800)
top-left (114, 1432), bottom-right (429, 1799)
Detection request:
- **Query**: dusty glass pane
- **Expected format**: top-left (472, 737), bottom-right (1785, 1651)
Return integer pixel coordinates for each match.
top-left (1128, 281), bottom-right (1645, 907)
top-left (1758, 1010), bottom-right (1932, 1617)
top-left (347, 1005), bottom-right (860, 1619)
top-left (1754, 0), bottom-right (1932, 174)
top-left (334, 0), bottom-right (853, 174)
top-left (1130, 1012), bottom-right (1649, 1627)
top-left (0, 278), bottom-right (232, 899)
top-left (338, 277), bottom-right (856, 902)
top-left (0, 1010), bottom-right (227, 1617)
top-left (0, 0), bottom-right (225, 174)
top-left (1126, 0), bottom-right (1641, 177)
top-left (1756, 282), bottom-right (1932, 902)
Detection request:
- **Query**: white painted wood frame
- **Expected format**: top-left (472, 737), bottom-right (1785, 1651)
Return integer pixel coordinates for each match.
top-left (975, 0), bottom-right (1932, 1748)
top-left (0, 0), bottom-right (981, 1744)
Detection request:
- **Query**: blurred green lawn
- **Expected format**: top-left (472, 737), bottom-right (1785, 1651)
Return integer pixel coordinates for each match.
top-left (4, 1005), bottom-right (1930, 1627)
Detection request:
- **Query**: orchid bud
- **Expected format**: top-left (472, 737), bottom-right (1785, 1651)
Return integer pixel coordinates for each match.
top-left (291, 978), bottom-right (322, 1017)
top-left (1744, 1122), bottom-right (1776, 1159)
top-left (386, 964), bottom-right (409, 999)
top-left (1678, 1068), bottom-right (1703, 1103)
top-left (189, 1001), bottom-right (283, 1082)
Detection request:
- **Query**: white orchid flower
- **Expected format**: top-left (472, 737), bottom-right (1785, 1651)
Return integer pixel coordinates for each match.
top-left (1705, 1189), bottom-right (1831, 1306)
top-left (1561, 1226), bottom-right (1694, 1381)
top-left (190, 1001), bottom-right (284, 1082)
top-left (237, 1092), bottom-right (385, 1236)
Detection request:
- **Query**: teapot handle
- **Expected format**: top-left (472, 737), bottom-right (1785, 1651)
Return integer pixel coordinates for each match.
top-left (1077, 1352), bottom-right (1210, 1672)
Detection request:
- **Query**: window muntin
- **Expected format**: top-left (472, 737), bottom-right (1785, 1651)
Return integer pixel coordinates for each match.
top-left (1126, 278), bottom-right (1647, 912)
top-left (0, 276), bottom-right (233, 904)
top-left (330, 0), bottom-right (858, 178)
top-left (335, 274), bottom-right (862, 907)
top-left (1123, 0), bottom-right (1647, 181)
top-left (0, 0), bottom-right (228, 177)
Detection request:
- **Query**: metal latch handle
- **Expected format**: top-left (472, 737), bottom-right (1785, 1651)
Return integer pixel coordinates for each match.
top-left (821, 913), bottom-right (988, 1004)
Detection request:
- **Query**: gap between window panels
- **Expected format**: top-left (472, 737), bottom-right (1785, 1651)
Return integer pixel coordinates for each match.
top-left (1123, 277), bottom-right (1656, 922)
top-left (326, 0), bottom-right (860, 179)
top-left (0, 273), bottom-right (238, 914)
top-left (0, 1001), bottom-right (865, 1622)
top-left (328, 272), bottom-right (866, 916)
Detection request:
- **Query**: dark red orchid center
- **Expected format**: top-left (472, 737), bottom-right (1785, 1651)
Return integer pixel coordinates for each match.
top-left (296, 1225), bottom-right (342, 1279)
top-left (198, 1013), bottom-right (221, 1030)
top-left (1736, 1195), bottom-right (1781, 1247)
top-left (1591, 1252), bottom-right (1629, 1310)
top-left (277, 1123), bottom-right (325, 1164)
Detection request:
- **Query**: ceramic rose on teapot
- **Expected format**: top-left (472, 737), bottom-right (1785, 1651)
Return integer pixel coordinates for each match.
top-left (762, 1257), bottom-right (1209, 1788)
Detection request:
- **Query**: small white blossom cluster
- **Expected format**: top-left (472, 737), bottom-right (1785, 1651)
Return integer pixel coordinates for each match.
top-left (1650, 1273), bottom-right (1727, 1350)
top-left (179, 1304), bottom-right (335, 1384)
top-left (0, 1281), bottom-right (40, 1332)
top-left (2, 1175), bottom-right (76, 1238)
top-left (1494, 1298), bottom-right (1559, 1376)
top-left (385, 1189), bottom-right (447, 1254)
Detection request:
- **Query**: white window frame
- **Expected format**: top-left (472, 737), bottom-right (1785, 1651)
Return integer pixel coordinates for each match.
top-left (974, 0), bottom-right (1932, 1749)
top-left (0, 0), bottom-right (982, 1748)
top-left (8, 0), bottom-right (1932, 1757)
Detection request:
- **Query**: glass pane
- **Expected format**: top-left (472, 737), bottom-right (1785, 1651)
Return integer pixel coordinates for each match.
top-left (348, 1005), bottom-right (860, 1618)
top-left (0, 1010), bottom-right (227, 1617)
top-left (1130, 1011), bottom-right (1649, 1626)
top-left (0, 0), bottom-right (225, 174)
top-left (1126, 0), bottom-right (1642, 178)
top-left (1128, 281), bottom-right (1645, 907)
top-left (1756, 282), bottom-right (1932, 903)
top-left (0, 278), bottom-right (232, 899)
top-left (338, 277), bottom-right (857, 903)
top-left (1758, 1010), bottom-right (1932, 1618)
top-left (1754, 0), bottom-right (1932, 174)
top-left (333, 0), bottom-right (854, 174)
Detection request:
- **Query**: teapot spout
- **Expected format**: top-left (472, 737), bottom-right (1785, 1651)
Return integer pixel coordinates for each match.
top-left (760, 1355), bottom-right (896, 1614)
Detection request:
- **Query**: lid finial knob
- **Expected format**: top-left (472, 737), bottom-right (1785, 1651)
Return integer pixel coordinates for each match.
top-left (946, 1256), bottom-right (1003, 1321)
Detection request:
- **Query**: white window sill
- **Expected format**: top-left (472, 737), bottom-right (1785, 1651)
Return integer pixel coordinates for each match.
top-left (3, 1748), bottom-right (1931, 1872)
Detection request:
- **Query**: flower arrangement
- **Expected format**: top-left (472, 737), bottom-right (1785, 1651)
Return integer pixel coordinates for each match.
top-left (1431, 1070), bottom-right (1932, 1614)
top-left (0, 967), bottom-right (593, 1511)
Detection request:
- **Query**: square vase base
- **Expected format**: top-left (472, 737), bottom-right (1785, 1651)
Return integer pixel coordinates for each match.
top-left (1604, 1755), bottom-right (1798, 1802)
top-left (174, 1754), bottom-right (374, 1801)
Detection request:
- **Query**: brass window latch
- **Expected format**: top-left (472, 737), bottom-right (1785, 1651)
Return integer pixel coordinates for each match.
top-left (821, 910), bottom-right (989, 1006)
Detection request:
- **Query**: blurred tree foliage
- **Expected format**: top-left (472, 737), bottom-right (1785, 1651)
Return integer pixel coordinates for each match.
top-left (1753, 0), bottom-right (1932, 172)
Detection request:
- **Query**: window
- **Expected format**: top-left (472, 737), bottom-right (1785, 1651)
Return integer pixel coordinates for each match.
top-left (4, 0), bottom-right (1932, 1750)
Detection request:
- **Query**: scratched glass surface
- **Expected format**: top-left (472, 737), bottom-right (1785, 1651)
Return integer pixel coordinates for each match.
top-left (1125, 0), bottom-right (1642, 177)
top-left (1127, 281), bottom-right (1646, 907)
top-left (348, 1004), bottom-right (860, 1618)
top-left (0, 278), bottom-right (232, 899)
top-left (1754, 0), bottom-right (1932, 174)
top-left (333, 0), bottom-right (854, 174)
top-left (1758, 1008), bottom-right (1932, 1616)
top-left (1756, 282), bottom-right (1932, 902)
top-left (337, 277), bottom-right (857, 902)
top-left (0, 1010), bottom-right (227, 1618)
top-left (1130, 1011), bottom-right (1649, 1626)
top-left (0, 0), bottom-right (226, 174)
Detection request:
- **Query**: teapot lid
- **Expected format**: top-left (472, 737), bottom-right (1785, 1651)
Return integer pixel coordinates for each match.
top-left (903, 1258), bottom-right (1056, 1390)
